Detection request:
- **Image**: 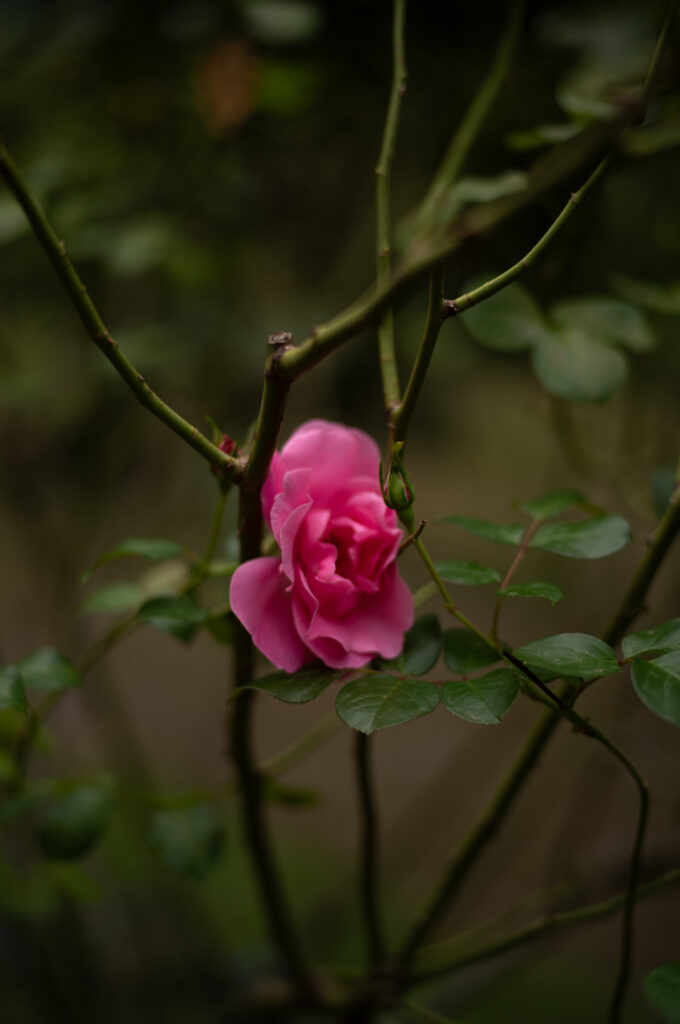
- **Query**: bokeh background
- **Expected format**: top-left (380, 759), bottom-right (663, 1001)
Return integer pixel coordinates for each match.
top-left (1, 0), bottom-right (679, 1021)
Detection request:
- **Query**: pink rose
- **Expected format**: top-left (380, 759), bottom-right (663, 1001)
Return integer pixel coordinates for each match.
top-left (230, 420), bottom-right (414, 672)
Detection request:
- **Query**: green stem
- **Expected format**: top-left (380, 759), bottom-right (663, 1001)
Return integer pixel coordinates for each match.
top-left (261, 713), bottom-right (341, 777)
top-left (414, 0), bottom-right (525, 233)
top-left (356, 732), bottom-right (384, 967)
top-left (376, 0), bottom-right (408, 411)
top-left (444, 156), bottom-right (611, 319)
top-left (0, 142), bottom-right (238, 476)
top-left (275, 123), bottom-right (622, 384)
top-left (490, 517), bottom-right (541, 642)
top-left (392, 266), bottom-right (446, 443)
top-left (402, 997), bottom-right (467, 1024)
top-left (414, 865), bottom-right (680, 983)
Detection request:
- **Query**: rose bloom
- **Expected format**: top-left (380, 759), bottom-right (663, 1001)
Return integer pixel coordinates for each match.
top-left (230, 420), bottom-right (414, 671)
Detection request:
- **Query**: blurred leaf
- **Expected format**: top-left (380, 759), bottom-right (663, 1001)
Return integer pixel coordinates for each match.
top-left (241, 0), bottom-right (322, 45)
top-left (249, 667), bottom-right (340, 703)
top-left (506, 121), bottom-right (582, 151)
top-left (442, 630), bottom-right (499, 675)
top-left (261, 778), bottom-right (321, 807)
top-left (643, 962), bottom-right (680, 1022)
top-left (632, 651), bottom-right (680, 727)
top-left (439, 516), bottom-right (524, 546)
top-left (85, 538), bottom-right (185, 581)
top-left (386, 613), bottom-right (442, 676)
top-left (498, 581), bottom-right (564, 605)
top-left (136, 595), bottom-right (207, 642)
top-left (550, 297), bottom-right (655, 353)
top-left (0, 665), bottom-right (27, 712)
top-left (462, 282), bottom-right (551, 353)
top-left (515, 633), bottom-right (620, 680)
top-left (18, 648), bottom-right (81, 693)
top-left (36, 780), bottom-right (113, 860)
top-left (531, 326), bottom-right (628, 401)
top-left (529, 514), bottom-right (631, 558)
top-left (453, 170), bottom-right (528, 204)
top-left (612, 274), bottom-right (680, 315)
top-left (650, 466), bottom-right (677, 518)
top-left (80, 581), bottom-right (145, 614)
top-left (435, 560), bottom-right (501, 586)
top-left (150, 803), bottom-right (225, 879)
top-left (622, 619), bottom-right (680, 659)
top-left (518, 489), bottom-right (585, 520)
top-left (335, 676), bottom-right (439, 734)
top-left (441, 669), bottom-right (519, 724)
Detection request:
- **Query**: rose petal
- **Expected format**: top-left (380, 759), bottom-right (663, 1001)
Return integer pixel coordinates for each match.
top-left (230, 557), bottom-right (313, 672)
top-left (293, 564), bottom-right (414, 669)
top-left (271, 420), bottom-right (382, 503)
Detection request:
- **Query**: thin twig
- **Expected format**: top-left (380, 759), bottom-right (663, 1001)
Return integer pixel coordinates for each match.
top-left (376, 0), bottom-right (408, 411)
top-left (413, 865), bottom-right (680, 983)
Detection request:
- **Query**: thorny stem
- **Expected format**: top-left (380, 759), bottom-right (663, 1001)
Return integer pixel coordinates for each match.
top-left (443, 156), bottom-right (611, 320)
top-left (0, 142), bottom-right (238, 476)
top-left (414, 0), bottom-right (525, 234)
top-left (376, 0), bottom-right (408, 411)
top-left (392, 267), bottom-right (446, 444)
top-left (356, 732), bottom-right (385, 967)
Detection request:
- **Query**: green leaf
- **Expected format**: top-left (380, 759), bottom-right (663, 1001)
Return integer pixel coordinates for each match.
top-left (632, 651), bottom-right (680, 727)
top-left (643, 963), bottom-right (680, 1022)
top-left (150, 803), bottom-right (225, 879)
top-left (80, 581), bottom-right (145, 614)
top-left (551, 297), bottom-right (655, 353)
top-left (515, 633), bottom-right (620, 680)
top-left (335, 675), bottom-right (439, 734)
top-left (386, 614), bottom-right (442, 676)
top-left (623, 619), bottom-right (680, 659)
top-left (84, 537), bottom-right (185, 580)
top-left (249, 667), bottom-right (340, 704)
top-left (441, 669), bottom-right (519, 725)
top-left (531, 326), bottom-right (628, 402)
top-left (442, 630), bottom-right (499, 675)
top-left (529, 515), bottom-right (631, 559)
top-left (498, 581), bottom-right (564, 605)
top-left (435, 560), bottom-right (501, 586)
top-left (518, 489), bottom-right (585, 520)
top-left (36, 781), bottom-right (113, 860)
top-left (462, 281), bottom-right (551, 352)
top-left (439, 516), bottom-right (524, 546)
top-left (136, 595), bottom-right (207, 642)
top-left (18, 648), bottom-right (81, 693)
top-left (0, 666), bottom-right (27, 712)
